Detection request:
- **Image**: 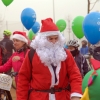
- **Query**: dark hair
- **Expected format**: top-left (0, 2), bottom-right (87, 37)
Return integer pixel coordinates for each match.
top-left (23, 44), bottom-right (30, 56)
top-left (23, 44), bottom-right (30, 51)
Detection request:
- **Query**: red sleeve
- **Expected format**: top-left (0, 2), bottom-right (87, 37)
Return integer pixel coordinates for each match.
top-left (17, 51), bottom-right (31, 100)
top-left (0, 55), bottom-right (12, 73)
top-left (66, 50), bottom-right (82, 94)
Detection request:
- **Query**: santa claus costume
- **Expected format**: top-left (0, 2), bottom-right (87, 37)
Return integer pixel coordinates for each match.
top-left (17, 18), bottom-right (82, 100)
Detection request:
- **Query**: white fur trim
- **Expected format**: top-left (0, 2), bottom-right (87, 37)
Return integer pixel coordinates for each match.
top-left (48, 63), bottom-right (61, 100)
top-left (48, 65), bottom-right (55, 87)
top-left (38, 31), bottom-right (60, 37)
top-left (49, 93), bottom-right (55, 100)
top-left (48, 63), bottom-right (61, 86)
top-left (48, 65), bottom-right (58, 100)
top-left (71, 93), bottom-right (82, 98)
top-left (55, 62), bottom-right (61, 85)
top-left (48, 65), bottom-right (56, 100)
top-left (12, 34), bottom-right (28, 44)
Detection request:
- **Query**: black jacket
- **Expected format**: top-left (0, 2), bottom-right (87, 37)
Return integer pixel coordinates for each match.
top-left (74, 53), bottom-right (89, 77)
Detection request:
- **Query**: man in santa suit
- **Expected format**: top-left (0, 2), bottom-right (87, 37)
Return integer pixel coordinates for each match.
top-left (17, 18), bottom-right (82, 100)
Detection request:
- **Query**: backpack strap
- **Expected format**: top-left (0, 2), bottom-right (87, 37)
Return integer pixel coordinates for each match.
top-left (28, 48), bottom-right (35, 80)
top-left (28, 48), bottom-right (35, 65)
top-left (28, 48), bottom-right (35, 99)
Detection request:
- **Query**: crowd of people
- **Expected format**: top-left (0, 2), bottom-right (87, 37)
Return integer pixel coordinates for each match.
top-left (0, 18), bottom-right (98, 100)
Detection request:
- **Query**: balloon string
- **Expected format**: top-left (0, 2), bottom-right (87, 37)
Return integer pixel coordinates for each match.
top-left (3, 7), bottom-right (7, 20)
top-left (0, 7), bottom-right (7, 22)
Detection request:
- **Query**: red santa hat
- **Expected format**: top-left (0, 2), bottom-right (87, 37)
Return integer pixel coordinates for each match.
top-left (40, 18), bottom-right (60, 36)
top-left (12, 31), bottom-right (28, 44)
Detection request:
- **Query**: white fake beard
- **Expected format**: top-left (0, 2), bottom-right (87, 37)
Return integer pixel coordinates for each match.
top-left (30, 34), bottom-right (67, 66)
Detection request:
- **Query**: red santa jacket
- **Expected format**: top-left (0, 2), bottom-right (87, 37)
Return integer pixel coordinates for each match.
top-left (17, 50), bottom-right (82, 100)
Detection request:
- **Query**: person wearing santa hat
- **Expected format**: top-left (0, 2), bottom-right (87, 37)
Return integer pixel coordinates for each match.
top-left (17, 18), bottom-right (82, 100)
top-left (0, 31), bottom-right (30, 86)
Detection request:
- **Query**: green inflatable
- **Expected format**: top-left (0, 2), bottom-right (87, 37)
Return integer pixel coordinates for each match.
top-left (82, 69), bottom-right (100, 100)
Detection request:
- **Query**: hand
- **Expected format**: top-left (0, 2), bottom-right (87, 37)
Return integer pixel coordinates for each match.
top-left (12, 56), bottom-right (20, 62)
top-left (71, 97), bottom-right (81, 100)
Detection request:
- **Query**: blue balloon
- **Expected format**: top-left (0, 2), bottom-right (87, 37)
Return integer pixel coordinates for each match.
top-left (83, 12), bottom-right (100, 44)
top-left (32, 22), bottom-right (40, 34)
top-left (21, 8), bottom-right (36, 30)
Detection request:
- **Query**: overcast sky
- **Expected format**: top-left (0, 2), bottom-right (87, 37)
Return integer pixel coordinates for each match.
top-left (0, 0), bottom-right (100, 22)
top-left (0, 0), bottom-right (100, 39)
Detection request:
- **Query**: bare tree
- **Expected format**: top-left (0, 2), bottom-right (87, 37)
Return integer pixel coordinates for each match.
top-left (87, 0), bottom-right (100, 13)
top-left (0, 14), bottom-right (4, 30)
top-left (66, 15), bottom-right (73, 40)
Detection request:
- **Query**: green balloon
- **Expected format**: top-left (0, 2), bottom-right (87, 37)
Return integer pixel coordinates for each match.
top-left (82, 69), bottom-right (100, 100)
top-left (72, 16), bottom-right (84, 39)
top-left (2, 0), bottom-right (13, 6)
top-left (56, 19), bottom-right (67, 32)
top-left (28, 30), bottom-right (35, 40)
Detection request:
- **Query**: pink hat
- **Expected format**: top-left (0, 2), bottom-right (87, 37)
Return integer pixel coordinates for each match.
top-left (12, 31), bottom-right (28, 44)
top-left (40, 18), bottom-right (60, 36)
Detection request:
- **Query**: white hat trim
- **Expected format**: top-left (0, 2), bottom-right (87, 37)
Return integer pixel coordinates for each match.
top-left (38, 31), bottom-right (60, 37)
top-left (12, 34), bottom-right (28, 44)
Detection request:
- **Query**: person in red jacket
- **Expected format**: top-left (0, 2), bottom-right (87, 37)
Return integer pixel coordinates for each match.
top-left (17, 18), bottom-right (82, 100)
top-left (0, 31), bottom-right (29, 86)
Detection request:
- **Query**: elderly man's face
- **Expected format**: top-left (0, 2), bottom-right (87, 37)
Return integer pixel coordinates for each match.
top-left (47, 35), bottom-right (59, 44)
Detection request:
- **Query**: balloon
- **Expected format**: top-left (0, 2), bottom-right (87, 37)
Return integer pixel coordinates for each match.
top-left (72, 16), bottom-right (84, 39)
top-left (83, 12), bottom-right (100, 44)
top-left (2, 0), bottom-right (13, 6)
top-left (28, 30), bottom-right (35, 40)
top-left (82, 69), bottom-right (100, 100)
top-left (56, 19), bottom-right (67, 32)
top-left (32, 22), bottom-right (40, 34)
top-left (21, 8), bottom-right (36, 30)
